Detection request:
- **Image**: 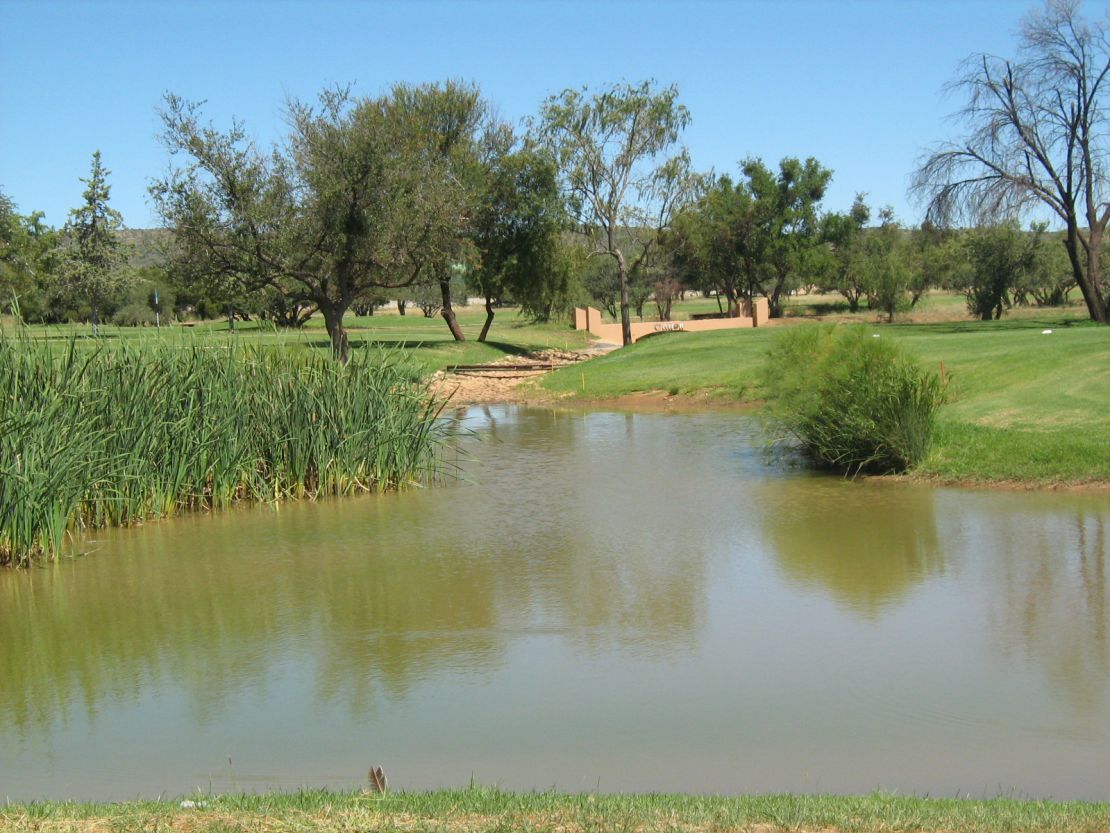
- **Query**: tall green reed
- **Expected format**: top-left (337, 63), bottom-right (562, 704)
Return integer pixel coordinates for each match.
top-left (0, 331), bottom-right (445, 566)
top-left (761, 325), bottom-right (947, 475)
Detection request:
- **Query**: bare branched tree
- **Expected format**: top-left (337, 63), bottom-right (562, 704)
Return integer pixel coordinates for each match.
top-left (912, 0), bottom-right (1110, 323)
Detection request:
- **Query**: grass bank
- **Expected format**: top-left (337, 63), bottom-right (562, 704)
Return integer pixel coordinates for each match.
top-left (538, 314), bottom-right (1110, 486)
top-left (5, 788), bottom-right (1110, 833)
top-left (0, 334), bottom-right (443, 566)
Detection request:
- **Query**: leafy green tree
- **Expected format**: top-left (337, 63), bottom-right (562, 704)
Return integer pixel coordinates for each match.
top-left (960, 223), bottom-right (1042, 320)
top-left (913, 0), bottom-right (1110, 324)
top-left (0, 190), bottom-right (59, 320)
top-left (743, 157), bottom-right (832, 318)
top-left (59, 151), bottom-right (131, 335)
top-left (861, 208), bottom-right (913, 323)
top-left (469, 136), bottom-right (569, 339)
top-left (390, 80), bottom-right (490, 342)
top-left (538, 80), bottom-right (696, 344)
top-left (256, 288), bottom-right (316, 328)
top-left (666, 174), bottom-right (765, 317)
top-left (819, 193), bottom-right (870, 312)
top-left (1014, 230), bottom-right (1075, 306)
top-left (580, 253), bottom-right (620, 319)
top-left (904, 221), bottom-right (958, 303)
top-left (350, 286), bottom-right (390, 317)
top-left (152, 86), bottom-right (452, 361)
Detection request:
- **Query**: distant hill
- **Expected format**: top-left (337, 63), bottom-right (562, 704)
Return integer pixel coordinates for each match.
top-left (119, 227), bottom-right (172, 269)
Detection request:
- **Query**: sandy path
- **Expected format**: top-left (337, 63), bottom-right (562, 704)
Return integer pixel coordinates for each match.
top-left (429, 346), bottom-right (613, 404)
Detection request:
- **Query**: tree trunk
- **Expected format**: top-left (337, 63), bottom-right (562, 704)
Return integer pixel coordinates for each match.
top-left (617, 251), bottom-right (632, 346)
top-left (227, 304), bottom-right (236, 332)
top-left (766, 284), bottom-right (784, 318)
top-left (439, 274), bottom-right (465, 342)
top-left (723, 286), bottom-right (739, 317)
top-left (91, 303), bottom-right (100, 338)
top-left (1065, 226), bottom-right (1110, 324)
top-left (478, 294), bottom-right (495, 342)
top-left (397, 300), bottom-right (407, 316)
top-left (321, 303), bottom-right (350, 363)
top-left (1083, 227), bottom-right (1109, 323)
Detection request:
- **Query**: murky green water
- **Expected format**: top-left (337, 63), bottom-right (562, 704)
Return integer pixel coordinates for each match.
top-left (1, 406), bottom-right (1108, 801)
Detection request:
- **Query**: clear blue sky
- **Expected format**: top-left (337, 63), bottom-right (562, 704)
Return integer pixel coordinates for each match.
top-left (1, 0), bottom-right (1036, 229)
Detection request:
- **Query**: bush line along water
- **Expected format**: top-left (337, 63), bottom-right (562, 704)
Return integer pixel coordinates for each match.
top-left (0, 333), bottom-right (444, 566)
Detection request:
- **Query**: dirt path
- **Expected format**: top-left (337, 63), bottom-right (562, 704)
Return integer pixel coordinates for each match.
top-left (430, 346), bottom-right (615, 404)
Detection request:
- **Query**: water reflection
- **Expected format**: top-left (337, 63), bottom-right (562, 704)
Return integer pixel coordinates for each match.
top-left (980, 506), bottom-right (1109, 712)
top-left (756, 478), bottom-right (944, 616)
top-left (1, 407), bottom-right (1109, 800)
top-left (0, 408), bottom-right (717, 735)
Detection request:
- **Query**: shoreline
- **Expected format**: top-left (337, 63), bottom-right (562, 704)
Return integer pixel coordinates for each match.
top-left (442, 388), bottom-right (1110, 494)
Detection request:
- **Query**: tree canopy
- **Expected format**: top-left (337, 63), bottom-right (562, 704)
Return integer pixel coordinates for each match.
top-left (151, 85), bottom-right (459, 360)
top-left (538, 79), bottom-right (696, 344)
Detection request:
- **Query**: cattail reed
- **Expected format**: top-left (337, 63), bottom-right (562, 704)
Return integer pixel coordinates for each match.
top-left (0, 332), bottom-right (445, 566)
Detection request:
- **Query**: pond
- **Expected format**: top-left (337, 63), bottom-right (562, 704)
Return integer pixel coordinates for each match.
top-left (1, 406), bottom-right (1108, 801)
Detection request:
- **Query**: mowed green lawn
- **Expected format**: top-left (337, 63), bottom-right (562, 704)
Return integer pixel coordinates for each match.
top-left (2, 306), bottom-right (593, 376)
top-left (540, 310), bottom-right (1110, 485)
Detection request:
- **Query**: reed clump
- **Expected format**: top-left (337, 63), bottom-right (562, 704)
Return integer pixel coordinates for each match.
top-left (762, 325), bottom-right (947, 475)
top-left (0, 334), bottom-right (444, 566)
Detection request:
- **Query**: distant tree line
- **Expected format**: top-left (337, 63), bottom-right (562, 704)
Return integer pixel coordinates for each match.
top-left (2, 2), bottom-right (1106, 352)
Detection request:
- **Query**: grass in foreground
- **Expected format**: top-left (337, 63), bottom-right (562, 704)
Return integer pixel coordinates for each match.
top-left (5, 787), bottom-right (1110, 833)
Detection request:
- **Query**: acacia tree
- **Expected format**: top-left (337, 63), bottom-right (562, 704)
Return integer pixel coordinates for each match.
top-left (912, 0), bottom-right (1110, 324)
top-left (390, 80), bottom-right (489, 342)
top-left (860, 208), bottom-right (914, 323)
top-left (60, 151), bottom-right (130, 335)
top-left (744, 157), bottom-right (832, 318)
top-left (538, 80), bottom-right (696, 345)
top-left (152, 87), bottom-right (448, 361)
top-left (820, 193), bottom-right (871, 312)
top-left (469, 135), bottom-right (568, 340)
top-left (960, 222), bottom-right (1043, 320)
top-left (666, 174), bottom-right (765, 317)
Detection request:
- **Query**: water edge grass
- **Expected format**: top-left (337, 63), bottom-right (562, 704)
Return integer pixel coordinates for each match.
top-left (0, 333), bottom-right (445, 566)
top-left (5, 787), bottom-right (1110, 832)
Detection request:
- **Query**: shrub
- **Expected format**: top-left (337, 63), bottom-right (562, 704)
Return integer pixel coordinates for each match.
top-left (111, 302), bottom-right (157, 326)
top-left (762, 325), bottom-right (946, 474)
